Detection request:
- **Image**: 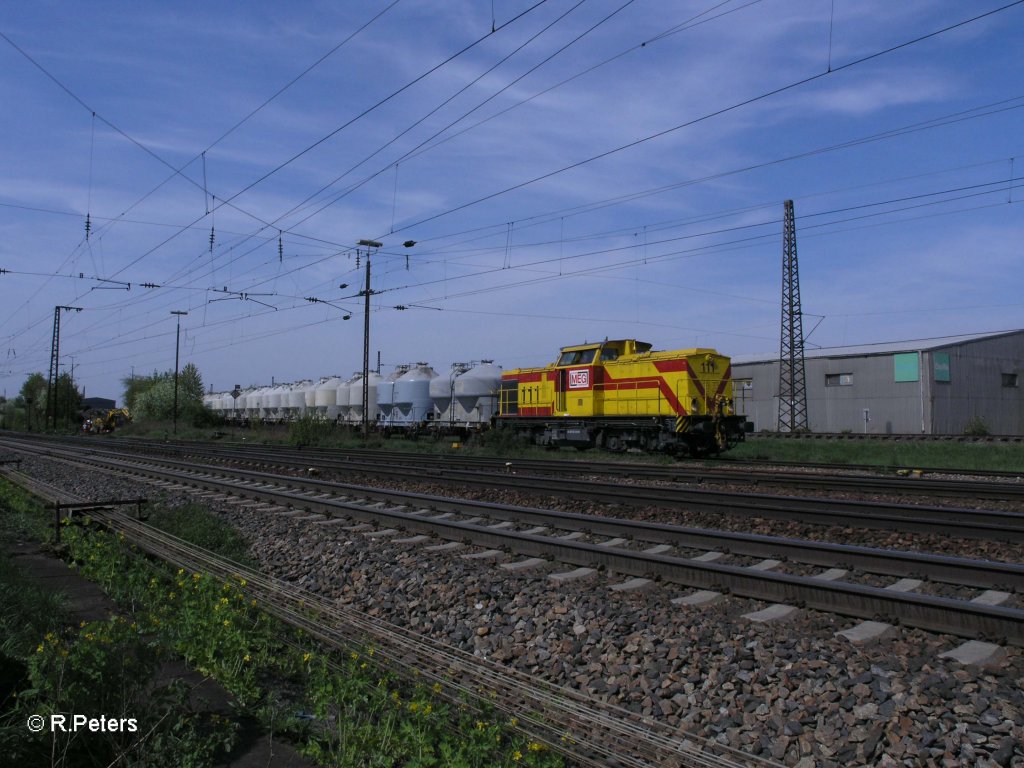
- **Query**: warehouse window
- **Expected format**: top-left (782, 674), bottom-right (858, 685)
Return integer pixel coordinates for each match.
top-left (825, 373), bottom-right (853, 387)
top-left (734, 378), bottom-right (753, 391)
top-left (1003, 373), bottom-right (1019, 388)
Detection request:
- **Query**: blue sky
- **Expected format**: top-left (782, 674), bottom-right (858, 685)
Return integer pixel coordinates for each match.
top-left (1, 0), bottom-right (1022, 402)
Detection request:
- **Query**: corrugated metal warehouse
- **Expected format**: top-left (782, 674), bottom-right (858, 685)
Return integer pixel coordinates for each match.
top-left (731, 330), bottom-right (1024, 435)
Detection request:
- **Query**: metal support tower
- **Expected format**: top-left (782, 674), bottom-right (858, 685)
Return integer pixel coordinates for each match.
top-left (171, 310), bottom-right (188, 434)
top-left (46, 305), bottom-right (81, 430)
top-left (777, 200), bottom-right (808, 432)
top-left (357, 239), bottom-right (382, 439)
top-left (46, 307), bottom-right (61, 430)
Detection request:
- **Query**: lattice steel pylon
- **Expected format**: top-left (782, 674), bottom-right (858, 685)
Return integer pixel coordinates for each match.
top-left (46, 305), bottom-right (82, 430)
top-left (777, 200), bottom-right (808, 432)
top-left (46, 306), bottom-right (61, 430)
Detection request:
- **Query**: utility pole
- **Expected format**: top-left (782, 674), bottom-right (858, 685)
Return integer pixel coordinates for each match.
top-left (171, 310), bottom-right (188, 435)
top-left (64, 356), bottom-right (76, 431)
top-left (357, 240), bottom-right (382, 438)
top-left (47, 305), bottom-right (82, 430)
top-left (777, 200), bottom-right (808, 432)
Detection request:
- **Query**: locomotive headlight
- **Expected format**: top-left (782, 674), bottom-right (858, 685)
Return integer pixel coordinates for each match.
top-left (691, 397), bottom-right (699, 414)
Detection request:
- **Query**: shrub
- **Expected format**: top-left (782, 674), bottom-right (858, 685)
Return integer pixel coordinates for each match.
top-left (963, 416), bottom-right (990, 436)
top-left (287, 415), bottom-right (335, 447)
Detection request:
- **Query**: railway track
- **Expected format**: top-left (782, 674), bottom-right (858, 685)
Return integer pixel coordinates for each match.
top-left (2, 451), bottom-right (782, 768)
top-left (75, 436), bottom-right (1024, 500)
top-left (51, 438), bottom-right (1024, 543)
top-left (4, 436), bottom-right (1023, 646)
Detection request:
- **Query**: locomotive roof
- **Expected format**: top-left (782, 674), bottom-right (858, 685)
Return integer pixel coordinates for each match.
top-left (559, 339), bottom-right (654, 353)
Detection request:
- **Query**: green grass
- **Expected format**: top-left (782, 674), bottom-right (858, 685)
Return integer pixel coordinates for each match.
top-left (730, 436), bottom-right (1024, 471)
top-left (147, 503), bottom-right (255, 566)
top-left (0, 480), bottom-right (52, 541)
top-left (0, 556), bottom-right (67, 662)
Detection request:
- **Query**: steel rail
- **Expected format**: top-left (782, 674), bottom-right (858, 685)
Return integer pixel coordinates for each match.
top-left (18, 435), bottom-right (1020, 542)
top-left (176, 442), bottom-right (1024, 500)
top-left (0, 467), bottom-right (780, 768)
top-left (10, 440), bottom-right (1024, 645)
top-left (8, 437), bottom-right (1022, 590)
top-left (12, 432), bottom-right (1024, 498)
top-left (139, 445), bottom-right (1024, 542)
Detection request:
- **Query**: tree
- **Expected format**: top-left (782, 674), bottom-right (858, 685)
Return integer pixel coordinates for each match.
top-left (7, 372), bottom-right (81, 432)
top-left (19, 373), bottom-right (47, 431)
top-left (127, 363), bottom-right (213, 426)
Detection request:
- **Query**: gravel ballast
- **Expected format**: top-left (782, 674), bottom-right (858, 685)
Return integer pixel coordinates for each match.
top-left (8, 452), bottom-right (1023, 768)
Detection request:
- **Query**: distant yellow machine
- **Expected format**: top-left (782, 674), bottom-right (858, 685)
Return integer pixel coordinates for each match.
top-left (497, 339), bottom-right (749, 455)
top-left (83, 407), bottom-right (132, 434)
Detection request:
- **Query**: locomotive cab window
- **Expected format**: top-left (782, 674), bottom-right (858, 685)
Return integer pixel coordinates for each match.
top-left (557, 349), bottom-right (597, 366)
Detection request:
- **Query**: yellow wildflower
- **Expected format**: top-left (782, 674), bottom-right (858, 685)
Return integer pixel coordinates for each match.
top-left (512, 751), bottom-right (522, 762)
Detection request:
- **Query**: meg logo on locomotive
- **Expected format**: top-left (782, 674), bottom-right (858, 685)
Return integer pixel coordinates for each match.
top-left (567, 368), bottom-right (590, 390)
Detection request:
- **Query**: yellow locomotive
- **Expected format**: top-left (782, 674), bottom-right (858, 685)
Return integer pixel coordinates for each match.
top-left (497, 339), bottom-right (749, 455)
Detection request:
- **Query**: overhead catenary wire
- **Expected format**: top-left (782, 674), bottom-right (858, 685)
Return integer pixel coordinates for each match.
top-left (2, 1), bottom-right (1024, 397)
top-left (382, 0), bottom-right (1024, 236)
